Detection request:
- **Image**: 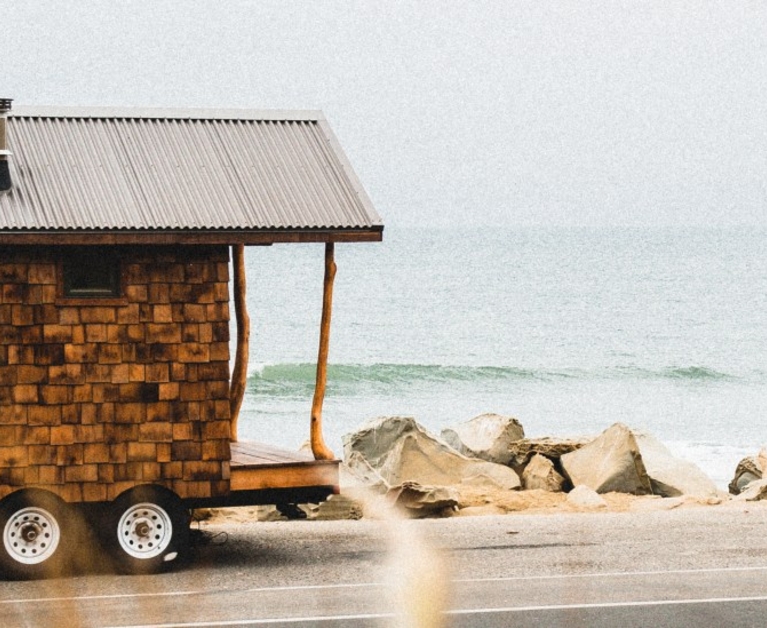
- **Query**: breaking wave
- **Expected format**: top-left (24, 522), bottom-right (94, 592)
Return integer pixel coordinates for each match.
top-left (246, 362), bottom-right (744, 397)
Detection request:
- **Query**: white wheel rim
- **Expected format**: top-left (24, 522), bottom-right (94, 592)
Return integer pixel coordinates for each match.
top-left (3, 506), bottom-right (61, 565)
top-left (117, 502), bottom-right (173, 560)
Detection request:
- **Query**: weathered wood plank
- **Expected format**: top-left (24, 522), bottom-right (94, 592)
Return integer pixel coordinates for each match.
top-left (230, 441), bottom-right (315, 466)
top-left (0, 229), bottom-right (383, 246)
top-left (229, 440), bottom-right (339, 491)
top-left (230, 462), bottom-right (339, 492)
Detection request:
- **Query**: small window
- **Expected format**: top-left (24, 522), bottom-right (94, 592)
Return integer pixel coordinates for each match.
top-left (62, 249), bottom-right (121, 298)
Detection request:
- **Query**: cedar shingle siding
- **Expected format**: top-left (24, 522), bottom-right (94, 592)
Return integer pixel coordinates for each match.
top-left (0, 245), bottom-right (232, 502)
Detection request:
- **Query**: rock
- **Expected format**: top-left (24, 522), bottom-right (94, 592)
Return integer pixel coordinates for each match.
top-left (342, 452), bottom-right (390, 492)
top-left (522, 454), bottom-right (566, 492)
top-left (507, 437), bottom-right (591, 475)
top-left (758, 448), bottom-right (767, 475)
top-left (560, 423), bottom-right (652, 495)
top-left (734, 478), bottom-right (767, 502)
top-left (344, 416), bottom-right (521, 491)
top-left (387, 482), bottom-right (459, 517)
top-left (633, 431), bottom-right (720, 498)
top-left (344, 416), bottom-right (419, 469)
top-left (729, 456), bottom-right (761, 495)
top-left (440, 413), bottom-right (524, 465)
top-left (567, 485), bottom-right (607, 509)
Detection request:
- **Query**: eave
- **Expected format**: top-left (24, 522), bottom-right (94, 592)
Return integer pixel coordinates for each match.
top-left (0, 226), bottom-right (384, 247)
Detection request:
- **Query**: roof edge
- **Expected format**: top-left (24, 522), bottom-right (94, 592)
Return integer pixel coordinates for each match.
top-left (9, 105), bottom-right (325, 122)
top-left (0, 227), bottom-right (384, 246)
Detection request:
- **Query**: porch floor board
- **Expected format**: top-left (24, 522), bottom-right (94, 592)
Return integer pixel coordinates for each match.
top-left (229, 441), bottom-right (339, 492)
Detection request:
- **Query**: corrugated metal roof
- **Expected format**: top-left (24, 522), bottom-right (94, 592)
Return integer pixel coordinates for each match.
top-left (0, 107), bottom-right (382, 244)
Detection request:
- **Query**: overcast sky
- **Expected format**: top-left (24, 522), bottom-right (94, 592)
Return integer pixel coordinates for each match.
top-left (5, 1), bottom-right (767, 227)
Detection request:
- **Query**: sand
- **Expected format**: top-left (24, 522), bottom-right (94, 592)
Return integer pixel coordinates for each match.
top-left (196, 484), bottom-right (733, 526)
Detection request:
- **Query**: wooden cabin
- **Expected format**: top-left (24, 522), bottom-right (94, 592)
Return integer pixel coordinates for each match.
top-left (0, 100), bottom-right (382, 577)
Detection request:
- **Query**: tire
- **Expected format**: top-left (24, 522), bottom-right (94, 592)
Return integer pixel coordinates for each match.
top-left (107, 485), bottom-right (189, 575)
top-left (0, 490), bottom-right (72, 580)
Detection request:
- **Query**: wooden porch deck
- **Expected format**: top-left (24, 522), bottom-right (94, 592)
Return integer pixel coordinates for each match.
top-left (229, 441), bottom-right (340, 492)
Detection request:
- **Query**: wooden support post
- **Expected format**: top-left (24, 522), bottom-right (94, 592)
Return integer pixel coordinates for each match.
top-left (310, 242), bottom-right (337, 461)
top-left (229, 244), bottom-right (250, 442)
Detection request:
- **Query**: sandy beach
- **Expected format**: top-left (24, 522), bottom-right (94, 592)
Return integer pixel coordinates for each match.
top-left (197, 483), bottom-right (740, 528)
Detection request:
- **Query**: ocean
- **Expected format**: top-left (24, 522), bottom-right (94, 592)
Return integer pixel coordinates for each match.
top-left (235, 225), bottom-right (767, 489)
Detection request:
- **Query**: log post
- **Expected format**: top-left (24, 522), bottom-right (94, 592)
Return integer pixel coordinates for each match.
top-left (229, 244), bottom-right (250, 442)
top-left (310, 242), bottom-right (337, 460)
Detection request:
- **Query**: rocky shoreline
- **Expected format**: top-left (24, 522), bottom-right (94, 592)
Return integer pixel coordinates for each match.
top-left (202, 414), bottom-right (767, 524)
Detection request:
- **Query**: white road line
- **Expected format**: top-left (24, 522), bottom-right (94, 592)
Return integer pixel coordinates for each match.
top-left (453, 563), bottom-right (767, 583)
top-left (0, 581), bottom-right (381, 606)
top-left (101, 595), bottom-right (767, 628)
top-left (449, 593), bottom-right (767, 615)
top-left (103, 614), bottom-right (393, 628)
top-left (4, 564), bottom-right (767, 607)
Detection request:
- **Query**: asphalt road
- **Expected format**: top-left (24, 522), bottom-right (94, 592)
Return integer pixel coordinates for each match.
top-left (2, 501), bottom-right (767, 627)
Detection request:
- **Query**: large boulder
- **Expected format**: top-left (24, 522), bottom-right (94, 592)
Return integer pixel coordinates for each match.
top-left (440, 413), bottom-right (524, 465)
top-left (633, 431), bottom-right (720, 498)
top-left (387, 482), bottom-right (459, 517)
top-left (729, 456), bottom-right (761, 495)
top-left (734, 478), bottom-right (767, 502)
top-left (343, 416), bottom-right (521, 491)
top-left (560, 423), bottom-right (652, 495)
top-left (758, 447), bottom-right (767, 475)
top-left (341, 452), bottom-right (389, 492)
top-left (522, 454), bottom-right (566, 492)
top-left (507, 437), bottom-right (591, 475)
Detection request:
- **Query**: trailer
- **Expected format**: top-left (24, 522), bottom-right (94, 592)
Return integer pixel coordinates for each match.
top-left (0, 100), bottom-right (382, 578)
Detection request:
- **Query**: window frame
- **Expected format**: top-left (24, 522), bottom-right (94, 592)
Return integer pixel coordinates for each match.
top-left (57, 247), bottom-right (126, 304)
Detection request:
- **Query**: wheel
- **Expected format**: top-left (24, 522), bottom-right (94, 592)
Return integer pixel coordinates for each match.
top-left (107, 486), bottom-right (189, 575)
top-left (0, 490), bottom-right (72, 580)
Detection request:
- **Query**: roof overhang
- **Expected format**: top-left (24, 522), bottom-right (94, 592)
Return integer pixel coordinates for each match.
top-left (0, 226), bottom-right (383, 247)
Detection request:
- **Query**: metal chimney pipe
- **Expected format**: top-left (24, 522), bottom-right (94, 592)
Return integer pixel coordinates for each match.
top-left (0, 98), bottom-right (12, 191)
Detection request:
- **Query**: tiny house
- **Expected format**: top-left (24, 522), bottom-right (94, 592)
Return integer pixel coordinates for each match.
top-left (0, 100), bottom-right (382, 577)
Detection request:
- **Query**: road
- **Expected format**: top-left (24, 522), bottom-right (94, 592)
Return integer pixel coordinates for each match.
top-left (2, 501), bottom-right (767, 626)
